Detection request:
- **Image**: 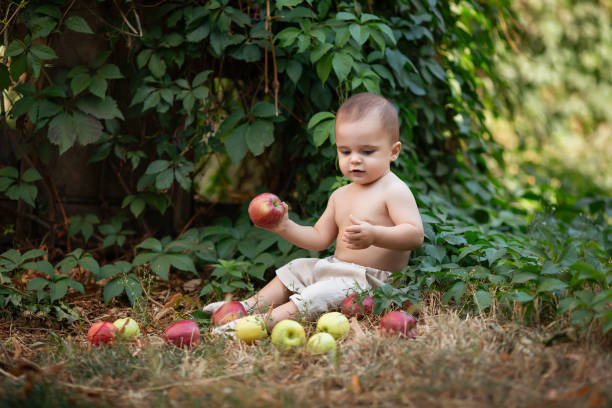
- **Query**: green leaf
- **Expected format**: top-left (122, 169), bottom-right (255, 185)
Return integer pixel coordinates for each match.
top-left (537, 278), bottom-right (568, 293)
top-left (277, 0), bottom-right (303, 8)
top-left (72, 111), bottom-right (103, 146)
top-left (78, 256), bottom-right (100, 274)
top-left (71, 73), bottom-right (92, 97)
top-left (541, 260), bottom-right (560, 275)
top-left (148, 54), bottom-right (167, 78)
top-left (6, 40), bottom-right (26, 57)
top-left (245, 120), bottom-right (274, 156)
top-left (187, 23), bottom-right (210, 42)
top-left (29, 44), bottom-right (57, 60)
top-left (90, 51), bottom-right (111, 69)
top-left (512, 272), bottom-right (538, 284)
top-left (286, 60), bottom-right (303, 84)
top-left (89, 76), bottom-right (108, 99)
top-left (155, 168), bottom-right (174, 190)
top-left (145, 160), bottom-right (170, 175)
top-left (558, 297), bottom-right (579, 314)
top-left (475, 290), bottom-right (492, 310)
top-left (10, 54), bottom-right (26, 81)
top-left (332, 52), bottom-right (353, 82)
top-left (27, 53), bottom-right (42, 79)
top-left (442, 281), bottom-right (466, 304)
top-left (336, 12), bottom-right (357, 21)
top-left (27, 277), bottom-right (49, 291)
top-left (103, 277), bottom-right (125, 304)
top-left (48, 113), bottom-right (76, 154)
top-left (124, 275), bottom-right (142, 304)
top-left (65, 16), bottom-right (94, 34)
top-left (137, 237), bottom-right (163, 252)
top-left (97, 64), bottom-right (123, 79)
top-left (137, 49), bottom-right (153, 69)
top-left (251, 101), bottom-right (276, 118)
top-left (0, 167), bottom-right (19, 179)
top-left (316, 53), bottom-right (333, 84)
top-left (151, 257), bottom-right (171, 280)
top-left (225, 123), bottom-right (249, 163)
top-left (22, 260), bottom-right (54, 276)
top-left (349, 24), bottom-right (369, 46)
top-left (312, 119), bottom-right (334, 147)
top-left (76, 95), bottom-right (124, 120)
top-left (160, 32), bottom-right (184, 47)
top-left (193, 70), bottom-right (212, 86)
top-left (167, 254), bottom-right (197, 273)
top-left (50, 279), bottom-right (69, 302)
top-left (130, 198), bottom-right (146, 218)
top-left (310, 43), bottom-right (334, 64)
top-left (507, 291), bottom-right (534, 302)
top-left (22, 168), bottom-right (42, 183)
top-left (485, 248), bottom-right (506, 266)
top-left (307, 111), bottom-right (335, 129)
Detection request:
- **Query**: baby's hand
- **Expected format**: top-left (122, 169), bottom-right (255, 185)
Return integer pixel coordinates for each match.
top-left (342, 215), bottom-right (375, 249)
top-left (265, 202), bottom-right (290, 233)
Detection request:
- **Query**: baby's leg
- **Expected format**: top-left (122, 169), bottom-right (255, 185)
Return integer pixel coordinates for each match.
top-left (203, 277), bottom-right (291, 314)
top-left (243, 277), bottom-right (292, 313)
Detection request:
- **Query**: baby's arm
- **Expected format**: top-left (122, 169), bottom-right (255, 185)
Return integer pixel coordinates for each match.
top-left (343, 184), bottom-right (424, 250)
top-left (265, 192), bottom-right (338, 251)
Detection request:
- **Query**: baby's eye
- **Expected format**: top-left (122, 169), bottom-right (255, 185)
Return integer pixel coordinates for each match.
top-left (340, 150), bottom-right (350, 155)
top-left (362, 150), bottom-right (374, 155)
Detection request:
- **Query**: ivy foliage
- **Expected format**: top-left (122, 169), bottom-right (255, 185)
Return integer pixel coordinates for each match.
top-left (0, 1), bottom-right (610, 332)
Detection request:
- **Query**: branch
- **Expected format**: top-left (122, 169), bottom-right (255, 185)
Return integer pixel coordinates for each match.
top-left (0, 203), bottom-right (51, 229)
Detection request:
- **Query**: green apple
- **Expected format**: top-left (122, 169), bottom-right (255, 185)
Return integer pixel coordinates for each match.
top-left (270, 319), bottom-right (306, 349)
top-left (113, 317), bottom-right (140, 340)
top-left (306, 332), bottom-right (337, 354)
top-left (316, 312), bottom-right (350, 339)
top-left (235, 316), bottom-right (268, 344)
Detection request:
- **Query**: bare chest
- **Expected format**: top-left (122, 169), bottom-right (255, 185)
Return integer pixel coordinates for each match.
top-left (334, 188), bottom-right (391, 228)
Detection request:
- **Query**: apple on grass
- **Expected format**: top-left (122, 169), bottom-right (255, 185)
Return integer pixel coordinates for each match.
top-left (88, 321), bottom-right (116, 346)
top-left (113, 317), bottom-right (140, 340)
top-left (340, 294), bottom-right (374, 318)
top-left (316, 312), bottom-right (350, 339)
top-left (270, 320), bottom-right (306, 349)
top-left (212, 301), bottom-right (247, 326)
top-left (379, 310), bottom-right (417, 339)
top-left (235, 316), bottom-right (267, 344)
top-left (248, 193), bottom-right (285, 228)
top-left (164, 319), bottom-right (201, 348)
top-left (307, 332), bottom-right (337, 355)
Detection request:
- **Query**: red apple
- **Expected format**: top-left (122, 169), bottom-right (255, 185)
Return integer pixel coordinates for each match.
top-left (87, 321), bottom-right (116, 346)
top-left (164, 319), bottom-right (201, 348)
top-left (248, 193), bottom-right (285, 228)
top-left (339, 294), bottom-right (374, 318)
top-left (380, 310), bottom-right (417, 339)
top-left (211, 301), bottom-right (247, 326)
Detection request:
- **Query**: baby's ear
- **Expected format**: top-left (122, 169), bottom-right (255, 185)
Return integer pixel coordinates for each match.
top-left (391, 141), bottom-right (402, 160)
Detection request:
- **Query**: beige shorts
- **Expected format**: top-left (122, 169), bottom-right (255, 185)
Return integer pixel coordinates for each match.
top-left (276, 257), bottom-right (391, 315)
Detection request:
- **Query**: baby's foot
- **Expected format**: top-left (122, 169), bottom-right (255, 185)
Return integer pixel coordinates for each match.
top-left (202, 300), bottom-right (252, 314)
top-left (211, 319), bottom-right (238, 339)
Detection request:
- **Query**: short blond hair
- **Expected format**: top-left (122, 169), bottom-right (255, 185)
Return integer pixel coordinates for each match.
top-left (336, 93), bottom-right (399, 142)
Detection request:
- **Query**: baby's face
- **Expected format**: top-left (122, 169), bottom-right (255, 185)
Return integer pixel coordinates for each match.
top-left (335, 115), bottom-right (401, 185)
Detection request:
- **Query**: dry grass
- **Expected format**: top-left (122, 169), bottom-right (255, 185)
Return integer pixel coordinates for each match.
top-left (1, 293), bottom-right (611, 408)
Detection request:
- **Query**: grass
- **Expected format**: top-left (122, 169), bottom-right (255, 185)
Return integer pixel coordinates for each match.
top-left (1, 294), bottom-right (611, 408)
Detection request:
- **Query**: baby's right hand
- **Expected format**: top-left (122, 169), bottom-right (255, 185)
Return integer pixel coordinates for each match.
top-left (266, 202), bottom-right (290, 233)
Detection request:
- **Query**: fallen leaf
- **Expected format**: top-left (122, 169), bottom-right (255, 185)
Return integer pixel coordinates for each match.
top-left (587, 385), bottom-right (604, 407)
top-left (350, 317), bottom-right (365, 338)
top-left (351, 374), bottom-right (362, 394)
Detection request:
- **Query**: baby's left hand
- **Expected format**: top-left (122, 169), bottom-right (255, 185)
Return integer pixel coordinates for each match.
top-left (342, 215), bottom-right (375, 249)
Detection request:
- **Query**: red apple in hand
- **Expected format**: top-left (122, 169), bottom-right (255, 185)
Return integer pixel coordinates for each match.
top-left (164, 319), bottom-right (201, 348)
top-left (88, 321), bottom-right (116, 346)
top-left (340, 293), bottom-right (374, 318)
top-left (380, 311), bottom-right (417, 339)
top-left (248, 193), bottom-right (285, 228)
top-left (211, 301), bottom-right (247, 326)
